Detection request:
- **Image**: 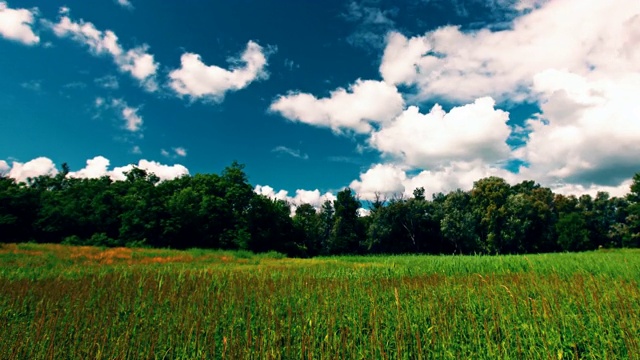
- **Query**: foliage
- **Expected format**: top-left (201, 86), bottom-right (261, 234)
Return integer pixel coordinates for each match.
top-left (1, 162), bottom-right (640, 255)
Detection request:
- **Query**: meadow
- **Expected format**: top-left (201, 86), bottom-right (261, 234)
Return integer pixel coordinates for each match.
top-left (1, 243), bottom-right (639, 359)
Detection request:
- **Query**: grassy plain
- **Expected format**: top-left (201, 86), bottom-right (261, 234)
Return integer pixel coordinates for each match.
top-left (1, 243), bottom-right (639, 359)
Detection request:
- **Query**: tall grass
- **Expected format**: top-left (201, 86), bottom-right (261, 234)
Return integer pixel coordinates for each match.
top-left (1, 244), bottom-right (638, 359)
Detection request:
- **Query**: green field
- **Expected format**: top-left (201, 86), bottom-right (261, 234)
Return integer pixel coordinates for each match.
top-left (1, 244), bottom-right (639, 359)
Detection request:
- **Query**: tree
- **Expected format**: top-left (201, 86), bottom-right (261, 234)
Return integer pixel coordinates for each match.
top-left (293, 203), bottom-right (323, 257)
top-left (470, 177), bottom-right (511, 253)
top-left (501, 186), bottom-right (556, 254)
top-left (327, 188), bottom-right (362, 254)
top-left (441, 189), bottom-right (479, 254)
top-left (318, 200), bottom-right (334, 254)
top-left (624, 173), bottom-right (640, 247)
top-left (556, 212), bottom-right (590, 251)
top-left (247, 196), bottom-right (298, 255)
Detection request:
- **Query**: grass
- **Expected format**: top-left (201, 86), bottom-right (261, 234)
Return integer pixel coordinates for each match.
top-left (1, 243), bottom-right (639, 359)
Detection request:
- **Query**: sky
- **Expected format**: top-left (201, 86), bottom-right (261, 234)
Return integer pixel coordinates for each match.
top-left (1, 0), bottom-right (640, 209)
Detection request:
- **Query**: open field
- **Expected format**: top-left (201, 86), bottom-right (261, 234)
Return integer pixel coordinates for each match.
top-left (1, 244), bottom-right (639, 359)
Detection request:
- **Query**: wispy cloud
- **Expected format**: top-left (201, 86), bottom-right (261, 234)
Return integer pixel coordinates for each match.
top-left (20, 80), bottom-right (42, 92)
top-left (95, 75), bottom-right (119, 90)
top-left (161, 147), bottom-right (188, 159)
top-left (47, 8), bottom-right (158, 91)
top-left (341, 1), bottom-right (398, 51)
top-left (94, 97), bottom-right (144, 133)
top-left (115, 0), bottom-right (134, 10)
top-left (272, 146), bottom-right (309, 160)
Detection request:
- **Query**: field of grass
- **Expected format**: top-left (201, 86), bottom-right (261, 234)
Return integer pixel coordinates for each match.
top-left (1, 243), bottom-right (639, 359)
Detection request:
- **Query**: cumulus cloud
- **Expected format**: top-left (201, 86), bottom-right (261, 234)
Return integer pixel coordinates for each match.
top-left (369, 97), bottom-right (512, 168)
top-left (68, 156), bottom-right (111, 179)
top-left (0, 160), bottom-right (10, 175)
top-left (6, 157), bottom-right (58, 183)
top-left (380, 0), bottom-right (640, 103)
top-left (111, 159), bottom-right (188, 181)
top-left (3, 156), bottom-right (189, 183)
top-left (350, 161), bottom-right (518, 201)
top-left (362, 0), bottom-right (640, 197)
top-left (49, 10), bottom-right (158, 90)
top-left (168, 41), bottom-right (270, 102)
top-left (515, 70), bottom-right (640, 187)
top-left (0, 2), bottom-right (39, 45)
top-left (270, 79), bottom-right (404, 134)
top-left (549, 180), bottom-right (632, 199)
top-left (254, 185), bottom-right (336, 211)
top-left (349, 163), bottom-right (407, 200)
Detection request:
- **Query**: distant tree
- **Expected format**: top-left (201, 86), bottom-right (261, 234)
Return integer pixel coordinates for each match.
top-left (501, 183), bottom-right (557, 253)
top-left (556, 212), bottom-right (590, 251)
top-left (247, 196), bottom-right (298, 255)
top-left (470, 177), bottom-right (511, 253)
top-left (318, 200), bottom-right (334, 254)
top-left (327, 188), bottom-right (362, 254)
top-left (293, 203), bottom-right (323, 257)
top-left (623, 173), bottom-right (640, 247)
top-left (441, 189), bottom-right (479, 254)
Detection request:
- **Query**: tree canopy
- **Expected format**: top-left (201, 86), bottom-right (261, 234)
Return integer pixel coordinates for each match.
top-left (1, 162), bottom-right (639, 256)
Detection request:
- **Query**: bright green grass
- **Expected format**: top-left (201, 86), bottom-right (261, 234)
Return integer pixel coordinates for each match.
top-left (0, 244), bottom-right (638, 359)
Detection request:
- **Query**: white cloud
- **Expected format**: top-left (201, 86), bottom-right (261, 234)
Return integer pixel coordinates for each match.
top-left (131, 145), bottom-right (142, 154)
top-left (111, 99), bottom-right (143, 132)
top-left (0, 2), bottom-right (39, 45)
top-left (272, 146), bottom-right (308, 160)
top-left (0, 160), bottom-right (9, 175)
top-left (7, 157), bottom-right (58, 183)
top-left (168, 41), bottom-right (270, 102)
top-left (350, 161), bottom-right (518, 201)
top-left (349, 163), bottom-right (407, 200)
top-left (254, 185), bottom-right (336, 211)
top-left (549, 180), bottom-right (632, 199)
top-left (95, 75), bottom-right (119, 90)
top-left (173, 147), bottom-right (187, 157)
top-left (369, 97), bottom-right (511, 168)
top-left (111, 160), bottom-right (189, 181)
top-left (3, 156), bottom-right (189, 183)
top-left (515, 70), bottom-right (640, 187)
top-left (161, 147), bottom-right (187, 159)
top-left (270, 79), bottom-right (405, 134)
top-left (20, 80), bottom-right (42, 92)
top-left (49, 11), bottom-right (158, 90)
top-left (115, 0), bottom-right (133, 10)
top-left (379, 0), bottom-right (640, 103)
top-left (68, 156), bottom-right (110, 179)
top-left (514, 0), bottom-right (548, 11)
top-left (254, 185), bottom-right (290, 202)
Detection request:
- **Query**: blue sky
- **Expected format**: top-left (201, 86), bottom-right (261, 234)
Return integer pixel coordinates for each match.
top-left (1, 0), bottom-right (640, 207)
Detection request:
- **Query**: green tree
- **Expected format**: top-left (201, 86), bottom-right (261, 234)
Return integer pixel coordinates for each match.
top-left (327, 188), bottom-right (362, 254)
top-left (470, 177), bottom-right (511, 253)
top-left (556, 212), bottom-right (590, 251)
top-left (293, 203), bottom-right (323, 257)
top-left (441, 189), bottom-right (479, 254)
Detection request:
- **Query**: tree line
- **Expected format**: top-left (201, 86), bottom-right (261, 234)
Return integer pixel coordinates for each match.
top-left (1, 162), bottom-right (639, 256)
